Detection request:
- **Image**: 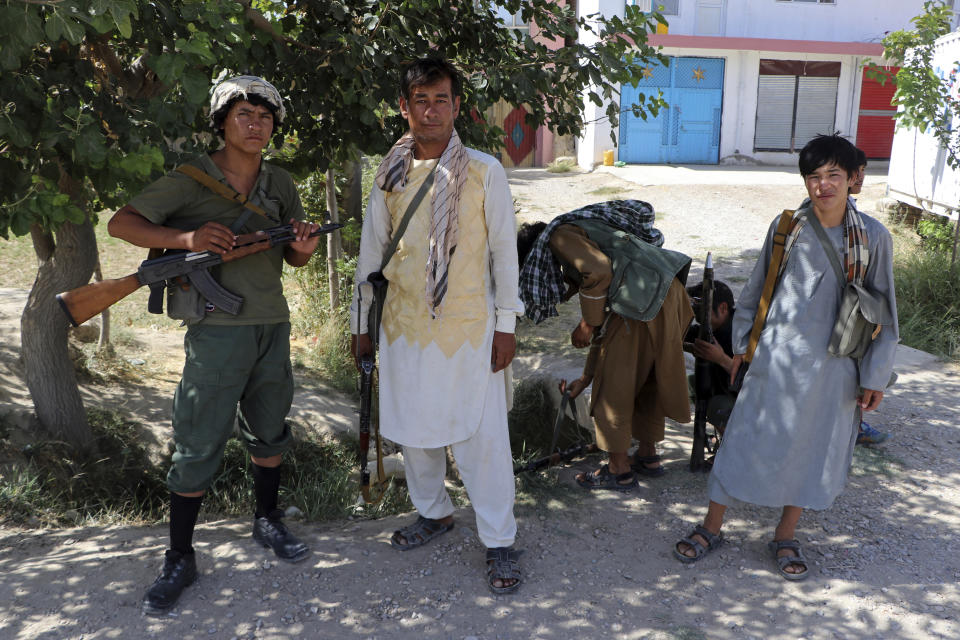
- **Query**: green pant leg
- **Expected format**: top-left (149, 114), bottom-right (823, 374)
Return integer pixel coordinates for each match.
top-left (167, 325), bottom-right (258, 493)
top-left (237, 323), bottom-right (294, 458)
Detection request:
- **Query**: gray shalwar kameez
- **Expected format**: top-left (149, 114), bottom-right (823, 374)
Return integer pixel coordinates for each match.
top-left (709, 208), bottom-right (898, 510)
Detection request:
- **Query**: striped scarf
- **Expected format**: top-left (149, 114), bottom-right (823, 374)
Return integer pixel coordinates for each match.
top-left (780, 197), bottom-right (869, 285)
top-left (375, 129), bottom-right (469, 315)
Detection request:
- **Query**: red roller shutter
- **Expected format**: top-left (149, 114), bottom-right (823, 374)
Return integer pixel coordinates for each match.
top-left (856, 67), bottom-right (898, 159)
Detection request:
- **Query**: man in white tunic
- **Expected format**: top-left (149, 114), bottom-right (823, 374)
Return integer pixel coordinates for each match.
top-left (673, 134), bottom-right (898, 580)
top-left (350, 58), bottom-right (524, 594)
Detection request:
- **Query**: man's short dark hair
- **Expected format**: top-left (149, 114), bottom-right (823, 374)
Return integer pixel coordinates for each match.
top-left (798, 134), bottom-right (859, 178)
top-left (401, 58), bottom-right (463, 100)
top-left (210, 93), bottom-right (281, 141)
top-left (855, 146), bottom-right (867, 169)
top-left (517, 221), bottom-right (548, 268)
top-left (686, 279), bottom-right (735, 313)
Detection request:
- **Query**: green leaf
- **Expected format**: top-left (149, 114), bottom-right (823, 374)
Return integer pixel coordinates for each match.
top-left (0, 45), bottom-right (20, 71)
top-left (10, 209), bottom-right (32, 237)
top-left (44, 10), bottom-right (87, 45)
top-left (75, 126), bottom-right (108, 167)
top-left (181, 69), bottom-right (211, 107)
top-left (149, 53), bottom-right (186, 84)
top-left (64, 204), bottom-right (86, 225)
top-left (175, 37), bottom-right (216, 64)
top-left (113, 13), bottom-right (133, 38)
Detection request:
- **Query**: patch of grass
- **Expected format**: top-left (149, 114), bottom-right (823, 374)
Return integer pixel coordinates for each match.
top-left (586, 186), bottom-right (627, 197)
top-left (0, 410), bottom-right (416, 526)
top-left (508, 375), bottom-right (590, 458)
top-left (294, 303), bottom-right (357, 395)
top-left (915, 214), bottom-right (956, 254)
top-left (893, 248), bottom-right (960, 360)
top-left (546, 157), bottom-right (577, 173)
top-left (509, 375), bottom-right (598, 510)
top-left (0, 409), bottom-right (169, 526)
top-left (202, 426), bottom-right (413, 521)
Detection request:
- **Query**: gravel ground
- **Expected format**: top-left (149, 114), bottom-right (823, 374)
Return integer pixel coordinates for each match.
top-left (1, 165), bottom-right (959, 640)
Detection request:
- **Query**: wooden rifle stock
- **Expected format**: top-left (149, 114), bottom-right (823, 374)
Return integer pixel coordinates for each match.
top-left (57, 274), bottom-right (143, 327)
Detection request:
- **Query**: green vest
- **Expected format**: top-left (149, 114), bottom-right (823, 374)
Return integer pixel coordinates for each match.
top-left (569, 219), bottom-right (691, 322)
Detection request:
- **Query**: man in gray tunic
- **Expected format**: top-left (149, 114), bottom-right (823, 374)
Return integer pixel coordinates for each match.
top-left (673, 134), bottom-right (898, 580)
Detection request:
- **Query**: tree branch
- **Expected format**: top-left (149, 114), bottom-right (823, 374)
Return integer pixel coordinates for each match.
top-left (87, 38), bottom-right (165, 100)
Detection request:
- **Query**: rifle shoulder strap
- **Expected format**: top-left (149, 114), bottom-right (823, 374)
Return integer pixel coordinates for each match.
top-left (744, 209), bottom-right (796, 363)
top-left (803, 209), bottom-right (848, 287)
top-left (378, 158), bottom-right (440, 272)
top-left (175, 164), bottom-right (271, 230)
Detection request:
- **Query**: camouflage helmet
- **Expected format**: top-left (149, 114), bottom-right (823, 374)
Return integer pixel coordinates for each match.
top-left (209, 75), bottom-right (286, 127)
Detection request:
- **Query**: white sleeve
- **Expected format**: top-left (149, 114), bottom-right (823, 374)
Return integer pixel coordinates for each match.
top-left (483, 161), bottom-right (524, 333)
top-left (350, 187), bottom-right (392, 335)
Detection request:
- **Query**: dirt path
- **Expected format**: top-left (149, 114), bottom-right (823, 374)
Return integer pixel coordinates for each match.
top-left (2, 166), bottom-right (959, 640)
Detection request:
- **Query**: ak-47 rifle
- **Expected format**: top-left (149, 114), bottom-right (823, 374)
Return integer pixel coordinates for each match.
top-left (513, 391), bottom-right (597, 475)
top-left (354, 279), bottom-right (390, 505)
top-left (56, 222), bottom-right (341, 327)
top-left (357, 352), bottom-right (387, 503)
top-left (690, 252), bottom-right (715, 472)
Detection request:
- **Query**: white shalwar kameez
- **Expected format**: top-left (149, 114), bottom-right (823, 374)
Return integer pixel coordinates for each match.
top-left (351, 149), bottom-right (523, 548)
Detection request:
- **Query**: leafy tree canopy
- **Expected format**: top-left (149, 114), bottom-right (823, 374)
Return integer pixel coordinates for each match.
top-left (866, 0), bottom-right (959, 170)
top-left (1, 0), bottom-right (666, 240)
top-left (0, 0), bottom-right (666, 451)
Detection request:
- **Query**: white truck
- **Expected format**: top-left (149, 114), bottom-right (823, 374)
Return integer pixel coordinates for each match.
top-left (886, 29), bottom-right (960, 220)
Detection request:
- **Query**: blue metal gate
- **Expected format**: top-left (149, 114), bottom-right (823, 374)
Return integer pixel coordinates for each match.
top-left (619, 56), bottom-right (725, 164)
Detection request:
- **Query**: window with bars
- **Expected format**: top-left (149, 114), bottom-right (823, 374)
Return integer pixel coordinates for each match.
top-left (754, 60), bottom-right (840, 152)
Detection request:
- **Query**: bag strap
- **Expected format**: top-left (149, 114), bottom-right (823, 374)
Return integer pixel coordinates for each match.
top-left (176, 164), bottom-right (270, 233)
top-left (744, 210), bottom-right (796, 363)
top-left (804, 210), bottom-right (849, 288)
top-left (379, 159), bottom-right (440, 272)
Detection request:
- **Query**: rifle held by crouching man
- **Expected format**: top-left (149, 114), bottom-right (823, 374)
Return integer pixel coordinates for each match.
top-left (689, 252), bottom-right (714, 472)
top-left (57, 222), bottom-right (341, 326)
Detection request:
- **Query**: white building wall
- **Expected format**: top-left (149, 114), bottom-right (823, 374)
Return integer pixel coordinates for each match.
top-left (662, 0), bottom-right (926, 42)
top-left (577, 0), bottom-right (627, 168)
top-left (579, 0), bottom-right (934, 168)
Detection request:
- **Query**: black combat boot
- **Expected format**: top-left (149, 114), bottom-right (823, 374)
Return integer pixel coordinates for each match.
top-left (252, 509), bottom-right (309, 563)
top-left (142, 549), bottom-right (197, 616)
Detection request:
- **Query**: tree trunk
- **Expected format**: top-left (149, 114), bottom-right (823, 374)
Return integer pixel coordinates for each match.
top-left (22, 216), bottom-right (99, 453)
top-left (93, 260), bottom-right (111, 351)
top-left (341, 158), bottom-right (364, 227)
top-left (325, 168), bottom-right (342, 312)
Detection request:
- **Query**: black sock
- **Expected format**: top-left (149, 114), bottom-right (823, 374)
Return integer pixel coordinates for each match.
top-left (169, 492), bottom-right (203, 555)
top-left (251, 463), bottom-right (281, 519)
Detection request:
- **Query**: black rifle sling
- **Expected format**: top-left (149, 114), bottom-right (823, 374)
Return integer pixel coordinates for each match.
top-left (358, 158), bottom-right (440, 505)
top-left (379, 158), bottom-right (440, 272)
